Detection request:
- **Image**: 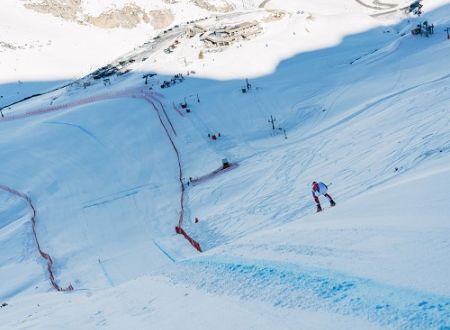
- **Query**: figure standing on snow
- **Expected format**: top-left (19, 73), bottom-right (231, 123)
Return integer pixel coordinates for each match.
top-left (312, 181), bottom-right (336, 212)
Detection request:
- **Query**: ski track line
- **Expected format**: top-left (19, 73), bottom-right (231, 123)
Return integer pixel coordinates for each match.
top-left (0, 87), bottom-right (202, 291)
top-left (172, 102), bottom-right (185, 117)
top-left (300, 73), bottom-right (450, 145)
top-left (353, 0), bottom-right (397, 10)
top-left (0, 184), bottom-right (74, 292)
top-left (153, 240), bottom-right (176, 263)
top-left (43, 121), bottom-right (106, 147)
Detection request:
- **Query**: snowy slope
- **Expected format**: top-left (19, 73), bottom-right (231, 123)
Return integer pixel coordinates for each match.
top-left (0, 0), bottom-right (244, 108)
top-left (1, 0), bottom-right (450, 329)
top-left (0, 0), bottom-right (152, 107)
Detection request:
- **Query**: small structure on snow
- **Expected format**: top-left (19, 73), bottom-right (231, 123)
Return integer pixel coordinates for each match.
top-left (202, 21), bottom-right (261, 48)
top-left (222, 158), bottom-right (230, 169)
top-left (186, 24), bottom-right (207, 38)
top-left (411, 21), bottom-right (434, 37)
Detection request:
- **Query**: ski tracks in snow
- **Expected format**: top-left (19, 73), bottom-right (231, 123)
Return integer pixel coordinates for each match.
top-left (170, 256), bottom-right (450, 329)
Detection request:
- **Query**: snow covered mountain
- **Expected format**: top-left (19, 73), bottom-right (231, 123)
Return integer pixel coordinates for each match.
top-left (1, 0), bottom-right (449, 329)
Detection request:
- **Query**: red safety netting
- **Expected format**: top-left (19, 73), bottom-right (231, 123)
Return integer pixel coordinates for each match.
top-left (190, 163), bottom-right (238, 186)
top-left (143, 96), bottom-right (202, 252)
top-left (0, 184), bottom-right (74, 291)
top-left (0, 87), bottom-right (203, 288)
top-left (0, 88), bottom-right (202, 276)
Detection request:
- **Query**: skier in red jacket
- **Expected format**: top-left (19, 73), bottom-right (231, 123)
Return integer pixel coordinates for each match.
top-left (312, 181), bottom-right (336, 212)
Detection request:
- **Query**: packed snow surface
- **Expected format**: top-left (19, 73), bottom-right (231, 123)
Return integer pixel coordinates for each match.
top-left (0, 0), bottom-right (450, 329)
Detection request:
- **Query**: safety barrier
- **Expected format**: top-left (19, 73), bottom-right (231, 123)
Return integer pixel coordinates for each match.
top-left (143, 96), bottom-right (202, 253)
top-left (0, 87), bottom-right (145, 122)
top-left (0, 87), bottom-right (203, 282)
top-left (175, 226), bottom-right (202, 252)
top-left (0, 184), bottom-right (73, 291)
top-left (151, 97), bottom-right (177, 136)
top-left (190, 163), bottom-right (238, 186)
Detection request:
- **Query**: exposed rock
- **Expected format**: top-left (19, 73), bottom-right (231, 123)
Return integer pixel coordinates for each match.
top-left (0, 41), bottom-right (18, 50)
top-left (0, 40), bottom-right (45, 52)
top-left (85, 4), bottom-right (150, 29)
top-left (192, 0), bottom-right (234, 13)
top-left (262, 9), bottom-right (286, 22)
top-left (23, 0), bottom-right (81, 21)
top-left (306, 13), bottom-right (315, 21)
top-left (21, 1), bottom-right (174, 29)
top-left (148, 10), bottom-right (174, 29)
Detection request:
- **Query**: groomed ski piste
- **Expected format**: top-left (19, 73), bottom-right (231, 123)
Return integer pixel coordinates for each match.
top-left (0, 0), bottom-right (450, 329)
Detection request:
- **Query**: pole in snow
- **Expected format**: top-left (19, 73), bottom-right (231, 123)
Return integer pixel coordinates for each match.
top-left (246, 78), bottom-right (251, 91)
top-left (446, 27), bottom-right (450, 39)
top-left (268, 115), bottom-right (276, 130)
top-left (143, 73), bottom-right (154, 85)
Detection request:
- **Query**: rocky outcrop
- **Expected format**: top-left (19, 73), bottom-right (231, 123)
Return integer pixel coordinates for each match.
top-left (0, 41), bottom-right (19, 51)
top-left (23, 0), bottom-right (82, 22)
top-left (85, 4), bottom-right (148, 29)
top-left (21, 0), bottom-right (174, 29)
top-left (192, 0), bottom-right (234, 13)
top-left (148, 10), bottom-right (174, 29)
